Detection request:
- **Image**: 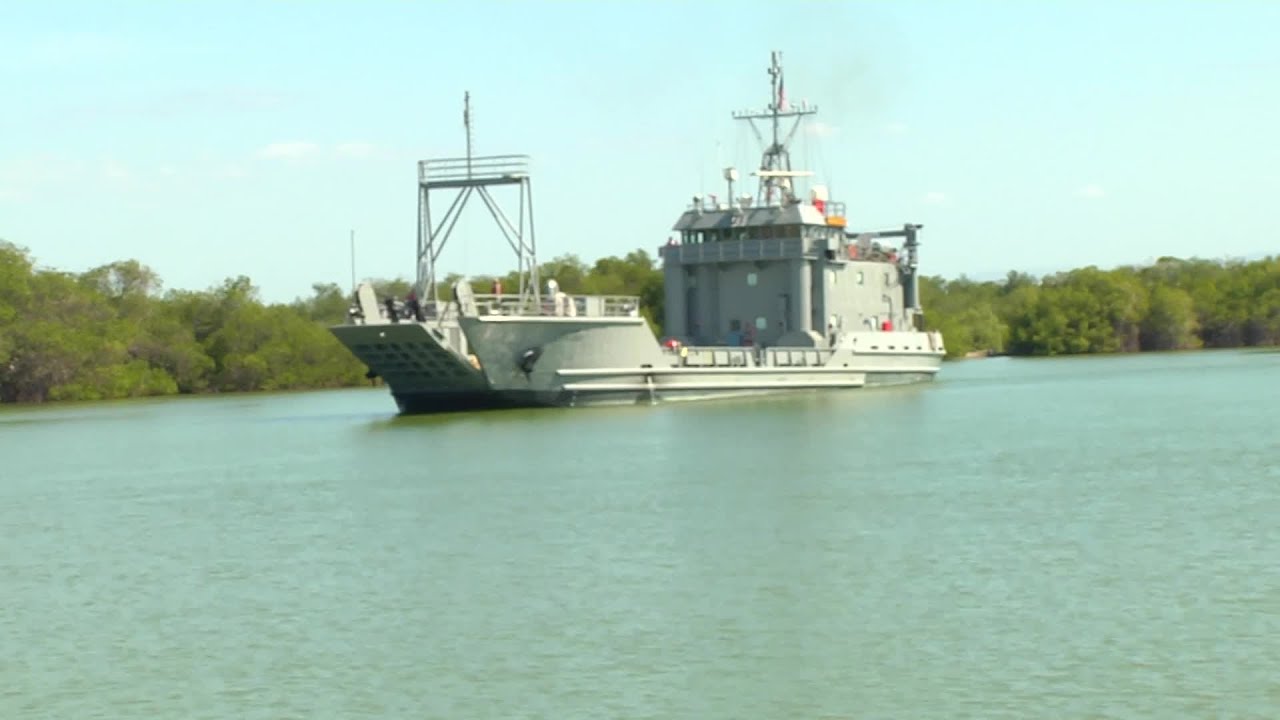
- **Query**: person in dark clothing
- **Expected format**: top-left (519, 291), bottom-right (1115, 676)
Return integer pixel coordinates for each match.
top-left (405, 290), bottom-right (424, 322)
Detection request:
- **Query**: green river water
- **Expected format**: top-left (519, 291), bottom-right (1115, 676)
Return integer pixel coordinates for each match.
top-left (2, 349), bottom-right (1278, 718)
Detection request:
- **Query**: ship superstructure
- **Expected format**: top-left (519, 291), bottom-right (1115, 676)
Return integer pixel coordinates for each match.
top-left (663, 51), bottom-right (926, 352)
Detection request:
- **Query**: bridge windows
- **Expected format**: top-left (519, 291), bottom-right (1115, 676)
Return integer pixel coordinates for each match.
top-left (679, 224), bottom-right (814, 244)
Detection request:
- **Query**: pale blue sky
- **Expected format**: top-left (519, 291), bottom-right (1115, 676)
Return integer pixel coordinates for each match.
top-left (3, 1), bottom-right (1277, 302)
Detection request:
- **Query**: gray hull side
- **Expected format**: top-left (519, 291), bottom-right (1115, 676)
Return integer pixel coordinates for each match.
top-left (459, 316), bottom-right (667, 392)
top-left (330, 316), bottom-right (943, 414)
top-left (544, 370), bottom-right (939, 408)
top-left (329, 321), bottom-right (494, 413)
top-left (458, 315), bottom-right (942, 409)
top-left (437, 369), bottom-right (938, 410)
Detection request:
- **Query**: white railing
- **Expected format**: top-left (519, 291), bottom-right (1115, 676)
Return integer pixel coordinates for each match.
top-left (467, 293), bottom-right (640, 319)
top-left (764, 347), bottom-right (836, 367)
top-left (431, 293), bottom-right (640, 320)
top-left (661, 345), bottom-right (836, 369)
top-left (351, 291), bottom-right (640, 325)
top-left (666, 346), bottom-right (757, 368)
top-left (418, 155), bottom-right (530, 184)
top-left (661, 237), bottom-right (807, 264)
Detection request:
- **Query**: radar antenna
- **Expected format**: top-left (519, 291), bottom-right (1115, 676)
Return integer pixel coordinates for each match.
top-left (731, 51), bottom-right (818, 205)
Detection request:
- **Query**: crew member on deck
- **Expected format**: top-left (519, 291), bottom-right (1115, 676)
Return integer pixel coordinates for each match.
top-left (405, 289), bottom-right (424, 322)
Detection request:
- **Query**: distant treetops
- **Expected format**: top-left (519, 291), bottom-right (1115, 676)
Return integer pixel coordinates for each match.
top-left (2, 239), bottom-right (1276, 403)
top-left (920, 257), bottom-right (1280, 358)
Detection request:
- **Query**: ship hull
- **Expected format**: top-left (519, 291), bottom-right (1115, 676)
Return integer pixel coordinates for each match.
top-left (329, 310), bottom-right (943, 414)
top-left (329, 319), bottom-right (494, 412)
top-left (456, 314), bottom-right (943, 410)
top-left (413, 369), bottom-right (940, 411)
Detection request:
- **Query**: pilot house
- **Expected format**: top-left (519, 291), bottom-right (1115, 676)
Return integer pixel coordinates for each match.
top-left (660, 183), bottom-right (922, 349)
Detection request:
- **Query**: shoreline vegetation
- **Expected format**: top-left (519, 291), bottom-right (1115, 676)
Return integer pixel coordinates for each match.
top-left (2, 239), bottom-right (1277, 405)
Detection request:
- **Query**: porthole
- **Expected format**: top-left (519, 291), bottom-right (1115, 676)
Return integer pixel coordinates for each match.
top-left (747, 272), bottom-right (758, 287)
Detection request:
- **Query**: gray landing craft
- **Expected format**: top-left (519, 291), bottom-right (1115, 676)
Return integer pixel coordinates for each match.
top-left (331, 51), bottom-right (946, 412)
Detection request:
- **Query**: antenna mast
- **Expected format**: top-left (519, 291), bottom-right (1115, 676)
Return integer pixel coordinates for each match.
top-left (731, 51), bottom-right (818, 205)
top-left (464, 91), bottom-right (473, 178)
top-left (415, 93), bottom-right (540, 310)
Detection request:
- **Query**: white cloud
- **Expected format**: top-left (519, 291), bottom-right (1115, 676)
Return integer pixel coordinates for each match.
top-left (1076, 183), bottom-right (1105, 199)
top-left (804, 122), bottom-right (837, 139)
top-left (101, 161), bottom-right (131, 182)
top-left (335, 142), bottom-right (377, 159)
top-left (215, 164), bottom-right (248, 179)
top-left (883, 121), bottom-right (909, 135)
top-left (0, 153), bottom-right (81, 185)
top-left (923, 191), bottom-right (948, 205)
top-left (3, 31), bottom-right (131, 70)
top-left (258, 142), bottom-right (319, 160)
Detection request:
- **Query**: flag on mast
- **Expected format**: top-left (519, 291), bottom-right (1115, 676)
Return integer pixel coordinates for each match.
top-left (778, 74), bottom-right (788, 111)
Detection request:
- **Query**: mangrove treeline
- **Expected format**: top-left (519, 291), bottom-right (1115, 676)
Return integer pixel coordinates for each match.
top-left (0, 242), bottom-right (665, 404)
top-left (920, 256), bottom-right (1280, 358)
top-left (466, 252), bottom-right (1280, 359)
top-left (2, 238), bottom-right (1276, 404)
top-left (0, 241), bottom-right (370, 404)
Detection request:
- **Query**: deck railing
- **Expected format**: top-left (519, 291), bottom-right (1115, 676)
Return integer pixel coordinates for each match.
top-left (418, 155), bottom-right (530, 185)
top-left (360, 293), bottom-right (642, 324)
top-left (466, 293), bottom-right (641, 319)
top-left (661, 237), bottom-right (808, 264)
top-left (661, 345), bottom-right (837, 369)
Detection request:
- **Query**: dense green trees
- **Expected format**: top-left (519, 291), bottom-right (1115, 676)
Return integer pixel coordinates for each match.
top-left (921, 256), bottom-right (1280, 358)
top-left (2, 234), bottom-right (1276, 405)
top-left (0, 241), bottom-right (668, 405)
top-left (0, 242), bottom-right (370, 404)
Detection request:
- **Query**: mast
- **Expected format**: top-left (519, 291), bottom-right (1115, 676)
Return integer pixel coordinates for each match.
top-left (731, 51), bottom-right (818, 205)
top-left (416, 93), bottom-right (539, 311)
top-left (464, 91), bottom-right (473, 178)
